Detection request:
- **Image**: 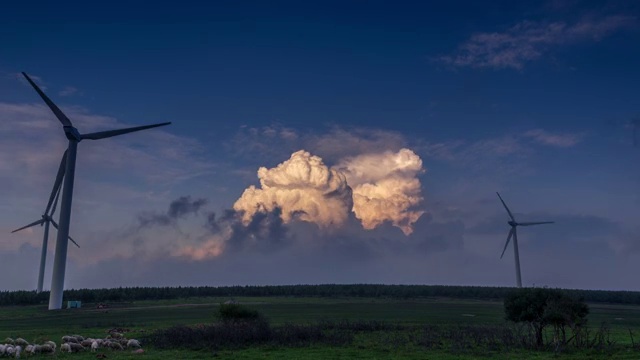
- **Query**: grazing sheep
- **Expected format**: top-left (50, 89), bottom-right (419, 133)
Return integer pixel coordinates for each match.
top-left (37, 344), bottom-right (54, 354)
top-left (69, 343), bottom-right (84, 352)
top-left (60, 343), bottom-right (71, 353)
top-left (81, 339), bottom-right (93, 347)
top-left (71, 335), bottom-right (85, 341)
top-left (24, 345), bottom-right (33, 353)
top-left (6, 345), bottom-right (15, 356)
top-left (44, 341), bottom-right (56, 350)
top-left (14, 345), bottom-right (22, 359)
top-left (0, 344), bottom-right (5, 355)
top-left (14, 338), bottom-right (28, 347)
top-left (62, 336), bottom-right (78, 344)
top-left (108, 342), bottom-right (124, 351)
top-left (91, 341), bottom-right (98, 352)
top-left (127, 339), bottom-right (141, 349)
top-left (3, 338), bottom-right (14, 345)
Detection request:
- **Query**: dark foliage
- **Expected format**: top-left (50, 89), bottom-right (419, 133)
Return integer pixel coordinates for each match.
top-left (2, 284), bottom-right (640, 307)
top-left (217, 303), bottom-right (262, 322)
top-left (504, 288), bottom-right (589, 348)
top-left (143, 319), bottom-right (352, 350)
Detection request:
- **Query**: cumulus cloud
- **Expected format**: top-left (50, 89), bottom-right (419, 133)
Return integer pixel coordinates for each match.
top-left (233, 150), bottom-right (353, 228)
top-left (438, 15), bottom-right (637, 69)
top-left (233, 148), bottom-right (426, 235)
top-left (337, 149), bottom-right (425, 235)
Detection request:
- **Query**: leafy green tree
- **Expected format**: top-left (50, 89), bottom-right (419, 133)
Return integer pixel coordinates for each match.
top-left (504, 288), bottom-right (589, 347)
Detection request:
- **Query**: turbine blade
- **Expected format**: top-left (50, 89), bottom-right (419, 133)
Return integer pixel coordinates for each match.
top-left (81, 122), bottom-right (171, 140)
top-left (45, 150), bottom-right (67, 216)
top-left (50, 220), bottom-right (80, 248)
top-left (21, 72), bottom-right (73, 127)
top-left (50, 178), bottom-right (62, 216)
top-left (500, 227), bottom-right (514, 259)
top-left (496, 192), bottom-right (516, 222)
top-left (519, 221), bottom-right (554, 226)
top-left (11, 219), bottom-right (45, 233)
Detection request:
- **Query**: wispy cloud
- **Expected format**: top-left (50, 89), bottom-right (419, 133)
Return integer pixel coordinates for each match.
top-left (138, 196), bottom-right (207, 229)
top-left (438, 15), bottom-right (637, 69)
top-left (228, 124), bottom-right (409, 164)
top-left (59, 86), bottom-right (80, 97)
top-left (524, 129), bottom-right (585, 147)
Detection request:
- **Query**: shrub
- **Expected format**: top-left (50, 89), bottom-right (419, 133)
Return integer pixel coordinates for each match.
top-left (217, 303), bottom-right (262, 322)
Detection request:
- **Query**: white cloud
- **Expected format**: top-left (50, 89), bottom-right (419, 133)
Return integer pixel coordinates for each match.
top-left (524, 129), bottom-right (584, 147)
top-left (439, 15), bottom-right (637, 69)
top-left (337, 149), bottom-right (425, 235)
top-left (233, 150), bottom-right (353, 228)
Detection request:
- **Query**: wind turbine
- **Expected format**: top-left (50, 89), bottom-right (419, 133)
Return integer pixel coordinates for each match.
top-left (496, 192), bottom-right (554, 288)
top-left (11, 150), bottom-right (80, 293)
top-left (21, 72), bottom-right (171, 310)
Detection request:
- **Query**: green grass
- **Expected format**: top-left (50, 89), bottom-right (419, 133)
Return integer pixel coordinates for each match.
top-left (2, 296), bottom-right (640, 359)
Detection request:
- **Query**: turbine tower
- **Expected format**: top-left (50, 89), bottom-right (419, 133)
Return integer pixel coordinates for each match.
top-left (22, 72), bottom-right (171, 310)
top-left (496, 192), bottom-right (554, 288)
top-left (11, 150), bottom-right (80, 293)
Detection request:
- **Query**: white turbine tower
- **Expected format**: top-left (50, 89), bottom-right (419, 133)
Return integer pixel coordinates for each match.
top-left (22, 72), bottom-right (171, 310)
top-left (11, 150), bottom-right (80, 293)
top-left (496, 192), bottom-right (554, 288)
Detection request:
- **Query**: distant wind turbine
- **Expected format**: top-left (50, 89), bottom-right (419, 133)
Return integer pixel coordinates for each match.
top-left (21, 72), bottom-right (171, 310)
top-left (12, 150), bottom-right (80, 293)
top-left (496, 192), bottom-right (554, 288)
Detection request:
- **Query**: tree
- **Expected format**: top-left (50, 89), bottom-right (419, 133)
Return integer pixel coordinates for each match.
top-left (504, 288), bottom-right (589, 348)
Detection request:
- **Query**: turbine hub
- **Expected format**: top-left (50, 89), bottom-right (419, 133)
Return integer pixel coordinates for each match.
top-left (508, 221), bottom-right (517, 227)
top-left (64, 126), bottom-right (82, 142)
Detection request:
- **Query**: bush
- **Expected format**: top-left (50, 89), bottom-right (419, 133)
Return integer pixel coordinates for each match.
top-left (504, 288), bottom-right (589, 348)
top-left (217, 303), bottom-right (262, 322)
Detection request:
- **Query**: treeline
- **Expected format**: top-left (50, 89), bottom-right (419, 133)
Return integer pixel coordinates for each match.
top-left (1, 284), bottom-right (640, 307)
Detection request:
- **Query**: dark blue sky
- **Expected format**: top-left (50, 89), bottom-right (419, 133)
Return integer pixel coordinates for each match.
top-left (1, 0), bottom-right (639, 291)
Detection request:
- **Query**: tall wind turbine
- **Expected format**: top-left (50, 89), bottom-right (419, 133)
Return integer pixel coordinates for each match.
top-left (22, 72), bottom-right (171, 310)
top-left (11, 150), bottom-right (80, 293)
top-left (496, 192), bottom-right (554, 288)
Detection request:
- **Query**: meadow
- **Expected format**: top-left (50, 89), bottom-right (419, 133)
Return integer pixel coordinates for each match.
top-left (2, 293), bottom-right (640, 359)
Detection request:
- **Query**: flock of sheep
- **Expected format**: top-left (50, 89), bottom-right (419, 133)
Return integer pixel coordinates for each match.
top-left (0, 333), bottom-right (142, 357)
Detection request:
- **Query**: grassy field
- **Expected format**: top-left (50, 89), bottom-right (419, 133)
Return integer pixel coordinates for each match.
top-left (2, 296), bottom-right (640, 359)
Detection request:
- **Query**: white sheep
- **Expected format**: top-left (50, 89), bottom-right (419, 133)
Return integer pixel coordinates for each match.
top-left (108, 341), bottom-right (124, 350)
top-left (60, 343), bottom-right (71, 353)
top-left (44, 341), bottom-right (56, 350)
top-left (81, 339), bottom-right (93, 347)
top-left (126, 339), bottom-right (141, 349)
top-left (14, 338), bottom-right (28, 347)
top-left (6, 345), bottom-right (15, 356)
top-left (35, 344), bottom-right (54, 354)
top-left (91, 341), bottom-right (99, 352)
top-left (69, 343), bottom-right (84, 352)
top-left (62, 335), bottom-right (78, 344)
top-left (3, 338), bottom-right (14, 345)
top-left (0, 344), bottom-right (6, 355)
top-left (24, 345), bottom-right (33, 354)
top-left (14, 345), bottom-right (22, 359)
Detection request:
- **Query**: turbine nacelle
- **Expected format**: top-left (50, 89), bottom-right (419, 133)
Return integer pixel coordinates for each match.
top-left (64, 126), bottom-right (82, 142)
top-left (508, 220), bottom-right (517, 227)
